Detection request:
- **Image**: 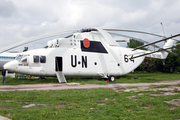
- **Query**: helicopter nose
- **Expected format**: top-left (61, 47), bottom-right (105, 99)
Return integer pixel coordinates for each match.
top-left (3, 60), bottom-right (17, 72)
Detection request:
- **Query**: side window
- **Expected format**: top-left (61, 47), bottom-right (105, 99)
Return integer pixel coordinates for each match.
top-left (21, 58), bottom-right (27, 63)
top-left (33, 55), bottom-right (39, 63)
top-left (40, 56), bottom-right (46, 63)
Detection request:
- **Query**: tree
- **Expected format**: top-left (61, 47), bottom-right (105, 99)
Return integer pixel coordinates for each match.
top-left (127, 39), bottom-right (148, 50)
top-left (156, 54), bottom-right (177, 72)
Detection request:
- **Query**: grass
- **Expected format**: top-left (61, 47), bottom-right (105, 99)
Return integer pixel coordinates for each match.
top-left (117, 72), bottom-right (180, 83)
top-left (0, 87), bottom-right (180, 120)
top-left (0, 72), bottom-right (180, 85)
top-left (0, 72), bottom-right (180, 119)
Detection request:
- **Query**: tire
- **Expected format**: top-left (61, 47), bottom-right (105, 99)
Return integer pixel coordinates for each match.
top-left (108, 75), bottom-right (115, 82)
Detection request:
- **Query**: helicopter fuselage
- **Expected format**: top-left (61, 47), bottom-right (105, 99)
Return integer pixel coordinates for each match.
top-left (4, 30), bottom-right (144, 78)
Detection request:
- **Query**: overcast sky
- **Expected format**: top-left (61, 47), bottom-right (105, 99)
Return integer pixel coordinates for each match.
top-left (0, 0), bottom-right (180, 52)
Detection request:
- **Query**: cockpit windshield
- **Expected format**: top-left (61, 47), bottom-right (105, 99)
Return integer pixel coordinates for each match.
top-left (15, 54), bottom-right (29, 62)
top-left (15, 54), bottom-right (22, 61)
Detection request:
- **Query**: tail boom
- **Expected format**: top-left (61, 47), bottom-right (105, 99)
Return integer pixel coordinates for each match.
top-left (132, 39), bottom-right (175, 59)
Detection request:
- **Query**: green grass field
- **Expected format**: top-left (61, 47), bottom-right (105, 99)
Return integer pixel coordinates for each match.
top-left (1, 72), bottom-right (180, 85)
top-left (0, 72), bottom-right (180, 119)
top-left (0, 87), bottom-right (180, 120)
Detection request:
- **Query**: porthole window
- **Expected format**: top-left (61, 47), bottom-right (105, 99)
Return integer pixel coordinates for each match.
top-left (40, 56), bottom-right (46, 63)
top-left (33, 55), bottom-right (39, 63)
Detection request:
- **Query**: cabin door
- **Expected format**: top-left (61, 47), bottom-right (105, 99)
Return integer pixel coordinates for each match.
top-left (55, 57), bottom-right (63, 72)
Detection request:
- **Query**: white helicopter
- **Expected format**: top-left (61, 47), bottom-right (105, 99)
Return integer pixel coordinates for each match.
top-left (2, 28), bottom-right (180, 83)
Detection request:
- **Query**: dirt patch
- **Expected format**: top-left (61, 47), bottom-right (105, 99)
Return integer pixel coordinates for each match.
top-left (22, 103), bottom-right (47, 108)
top-left (66, 83), bottom-right (80, 86)
top-left (0, 115), bottom-right (11, 120)
top-left (164, 97), bottom-right (180, 108)
top-left (137, 93), bottom-right (144, 96)
top-left (0, 80), bottom-right (180, 91)
top-left (5, 100), bottom-right (14, 102)
top-left (168, 106), bottom-right (177, 110)
top-left (124, 86), bottom-right (180, 93)
top-left (140, 105), bottom-right (153, 109)
top-left (22, 104), bottom-right (36, 108)
top-left (37, 104), bottom-right (47, 106)
top-left (141, 106), bottom-right (150, 109)
top-left (104, 98), bottom-right (108, 101)
top-left (97, 103), bottom-right (105, 105)
top-left (150, 92), bottom-right (179, 96)
top-left (126, 95), bottom-right (136, 99)
top-left (55, 104), bottom-right (72, 108)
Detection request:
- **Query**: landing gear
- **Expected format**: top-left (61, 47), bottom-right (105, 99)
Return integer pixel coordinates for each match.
top-left (105, 75), bottom-right (115, 82)
top-left (98, 73), bottom-right (115, 82)
top-left (108, 75), bottom-right (115, 81)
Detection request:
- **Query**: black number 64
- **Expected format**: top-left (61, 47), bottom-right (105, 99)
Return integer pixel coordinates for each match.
top-left (124, 54), bottom-right (134, 63)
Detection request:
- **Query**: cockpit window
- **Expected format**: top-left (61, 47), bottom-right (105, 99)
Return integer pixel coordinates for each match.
top-left (40, 56), bottom-right (46, 63)
top-left (15, 55), bottom-right (22, 62)
top-left (33, 55), bottom-right (39, 63)
top-left (16, 54), bottom-right (29, 62)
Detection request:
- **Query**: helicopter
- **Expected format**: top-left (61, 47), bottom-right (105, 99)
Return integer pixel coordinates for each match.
top-left (2, 28), bottom-right (180, 83)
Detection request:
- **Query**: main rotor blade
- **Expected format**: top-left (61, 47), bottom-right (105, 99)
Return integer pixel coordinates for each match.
top-left (104, 28), bottom-right (180, 42)
top-left (104, 28), bottom-right (165, 37)
top-left (108, 32), bottom-right (160, 48)
top-left (132, 33), bottom-right (180, 51)
top-left (0, 29), bottom-right (79, 54)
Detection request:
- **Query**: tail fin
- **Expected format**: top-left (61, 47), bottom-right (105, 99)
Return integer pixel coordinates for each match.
top-left (160, 39), bottom-right (175, 59)
top-left (163, 39), bottom-right (175, 49)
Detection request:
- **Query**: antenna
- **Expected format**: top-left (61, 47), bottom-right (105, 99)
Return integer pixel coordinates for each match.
top-left (160, 22), bottom-right (166, 38)
top-left (160, 22), bottom-right (167, 47)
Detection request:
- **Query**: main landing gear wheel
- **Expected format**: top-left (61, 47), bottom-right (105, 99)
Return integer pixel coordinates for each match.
top-left (108, 75), bottom-right (115, 82)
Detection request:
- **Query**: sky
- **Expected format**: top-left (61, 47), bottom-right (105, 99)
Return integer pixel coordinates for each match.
top-left (0, 0), bottom-right (180, 52)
